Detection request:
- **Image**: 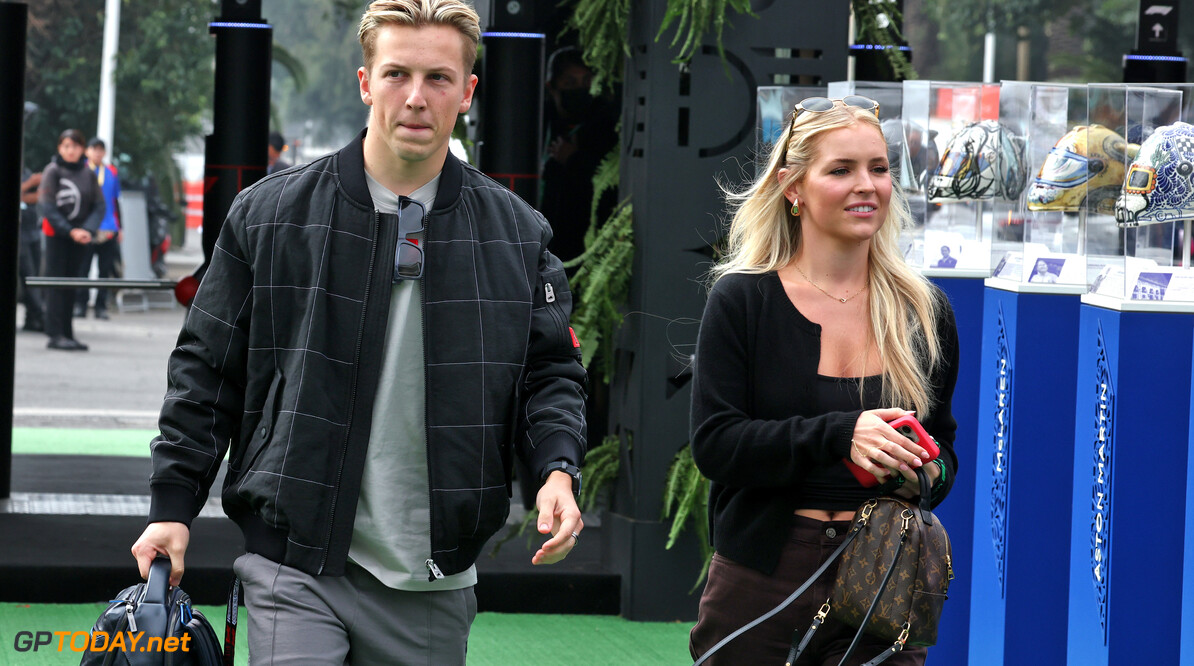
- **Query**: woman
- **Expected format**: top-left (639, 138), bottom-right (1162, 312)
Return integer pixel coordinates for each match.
top-left (39, 129), bottom-right (104, 351)
top-left (688, 98), bottom-right (960, 665)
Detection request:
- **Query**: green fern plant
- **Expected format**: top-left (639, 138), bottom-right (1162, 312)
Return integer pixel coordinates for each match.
top-left (656, 0), bottom-right (756, 65)
top-left (579, 433), bottom-right (622, 512)
top-left (565, 0), bottom-right (631, 95)
top-left (662, 445), bottom-right (712, 591)
top-left (563, 147), bottom-right (634, 378)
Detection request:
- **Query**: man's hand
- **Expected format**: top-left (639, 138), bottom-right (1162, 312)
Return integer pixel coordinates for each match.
top-left (531, 471), bottom-right (583, 566)
top-left (69, 228), bottom-right (92, 244)
top-left (131, 522), bottom-right (190, 586)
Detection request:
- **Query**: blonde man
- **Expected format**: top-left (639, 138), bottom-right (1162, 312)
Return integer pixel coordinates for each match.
top-left (133, 2), bottom-right (587, 663)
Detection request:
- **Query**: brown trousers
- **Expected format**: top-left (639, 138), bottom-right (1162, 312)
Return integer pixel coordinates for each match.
top-left (689, 515), bottom-right (928, 666)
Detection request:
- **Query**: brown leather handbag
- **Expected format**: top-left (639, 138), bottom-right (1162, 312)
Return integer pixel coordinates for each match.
top-left (790, 466), bottom-right (953, 665)
top-left (691, 468), bottom-right (953, 666)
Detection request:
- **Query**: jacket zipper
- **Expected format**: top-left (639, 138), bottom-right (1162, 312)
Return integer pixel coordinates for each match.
top-left (422, 206), bottom-right (443, 582)
top-left (318, 209), bottom-right (380, 574)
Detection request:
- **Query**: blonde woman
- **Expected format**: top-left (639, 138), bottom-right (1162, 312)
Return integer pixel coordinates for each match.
top-left (688, 97), bottom-right (960, 665)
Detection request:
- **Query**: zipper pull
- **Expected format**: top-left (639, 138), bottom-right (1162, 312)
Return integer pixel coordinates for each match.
top-left (426, 558), bottom-right (445, 581)
top-left (544, 283), bottom-right (556, 303)
top-left (126, 603), bottom-right (138, 633)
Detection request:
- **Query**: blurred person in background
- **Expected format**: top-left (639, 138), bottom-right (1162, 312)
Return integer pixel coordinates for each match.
top-left (267, 130), bottom-right (292, 174)
top-left (75, 137), bottom-right (122, 320)
top-left (19, 168), bottom-right (45, 332)
top-left (38, 128), bottom-right (104, 351)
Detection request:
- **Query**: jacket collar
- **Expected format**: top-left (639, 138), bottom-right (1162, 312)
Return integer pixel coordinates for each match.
top-left (337, 127), bottom-right (463, 213)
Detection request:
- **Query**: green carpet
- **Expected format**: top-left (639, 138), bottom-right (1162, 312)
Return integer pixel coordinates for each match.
top-left (11, 428), bottom-right (157, 458)
top-left (0, 603), bottom-right (695, 665)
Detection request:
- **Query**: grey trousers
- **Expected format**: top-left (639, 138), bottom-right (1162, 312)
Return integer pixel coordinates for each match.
top-left (234, 553), bottom-right (477, 665)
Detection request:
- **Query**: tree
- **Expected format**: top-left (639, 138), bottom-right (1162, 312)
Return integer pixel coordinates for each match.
top-left (24, 0), bottom-right (214, 186)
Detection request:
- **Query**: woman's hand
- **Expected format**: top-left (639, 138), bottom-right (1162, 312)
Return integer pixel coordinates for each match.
top-left (850, 408), bottom-right (932, 485)
top-left (892, 459), bottom-right (941, 499)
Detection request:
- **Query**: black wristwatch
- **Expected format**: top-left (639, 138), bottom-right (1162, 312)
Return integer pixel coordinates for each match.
top-left (541, 461), bottom-right (582, 497)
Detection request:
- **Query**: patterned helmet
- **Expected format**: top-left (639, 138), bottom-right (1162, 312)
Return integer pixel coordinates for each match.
top-left (927, 120), bottom-right (1027, 202)
top-left (1115, 122), bottom-right (1194, 227)
top-left (1027, 125), bottom-right (1138, 215)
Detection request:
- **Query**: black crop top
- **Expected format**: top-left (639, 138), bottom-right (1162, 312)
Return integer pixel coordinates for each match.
top-left (795, 375), bottom-right (885, 511)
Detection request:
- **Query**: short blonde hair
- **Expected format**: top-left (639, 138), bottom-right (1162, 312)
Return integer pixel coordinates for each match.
top-left (358, 0), bottom-right (481, 75)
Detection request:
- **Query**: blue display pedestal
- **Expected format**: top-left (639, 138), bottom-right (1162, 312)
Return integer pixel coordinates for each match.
top-left (1067, 298), bottom-right (1194, 665)
top-left (926, 274), bottom-right (983, 665)
top-left (969, 282), bottom-right (1083, 666)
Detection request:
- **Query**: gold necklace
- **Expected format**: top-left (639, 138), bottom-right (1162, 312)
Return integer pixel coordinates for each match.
top-left (793, 264), bottom-right (868, 304)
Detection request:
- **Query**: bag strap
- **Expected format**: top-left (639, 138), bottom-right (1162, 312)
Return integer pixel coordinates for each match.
top-left (691, 520), bottom-right (864, 666)
top-left (915, 466), bottom-right (935, 526)
top-left (836, 515), bottom-right (911, 666)
top-left (223, 577), bottom-right (241, 666)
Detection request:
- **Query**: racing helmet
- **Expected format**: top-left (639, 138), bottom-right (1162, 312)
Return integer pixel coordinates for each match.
top-left (1116, 121), bottom-right (1194, 227)
top-left (927, 120), bottom-right (1026, 203)
top-left (1028, 125), bottom-right (1138, 214)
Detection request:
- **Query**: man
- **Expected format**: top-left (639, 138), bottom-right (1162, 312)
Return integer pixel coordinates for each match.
top-left (18, 169), bottom-right (45, 332)
top-left (76, 138), bottom-right (122, 320)
top-left (934, 245), bottom-right (956, 269)
top-left (131, 2), bottom-right (587, 663)
top-left (539, 46), bottom-right (617, 266)
top-left (266, 131), bottom-right (292, 174)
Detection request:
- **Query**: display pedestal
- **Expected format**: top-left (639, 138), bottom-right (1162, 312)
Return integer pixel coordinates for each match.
top-left (1067, 299), bottom-right (1194, 665)
top-left (969, 282), bottom-right (1084, 665)
top-left (925, 274), bottom-right (982, 665)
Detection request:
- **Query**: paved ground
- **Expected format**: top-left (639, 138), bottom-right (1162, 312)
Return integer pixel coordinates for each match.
top-left (12, 230), bottom-right (203, 429)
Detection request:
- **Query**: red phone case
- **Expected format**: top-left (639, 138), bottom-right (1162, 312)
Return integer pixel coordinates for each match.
top-left (844, 415), bottom-right (940, 488)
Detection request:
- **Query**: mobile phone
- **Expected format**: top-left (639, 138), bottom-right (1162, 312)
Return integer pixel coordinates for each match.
top-left (844, 414), bottom-right (940, 488)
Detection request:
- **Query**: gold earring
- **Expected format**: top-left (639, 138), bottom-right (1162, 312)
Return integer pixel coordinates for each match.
top-left (791, 200), bottom-right (800, 216)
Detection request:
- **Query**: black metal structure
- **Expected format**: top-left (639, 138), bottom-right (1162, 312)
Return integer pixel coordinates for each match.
top-left (606, 0), bottom-right (850, 621)
top-left (1, 1), bottom-right (28, 500)
top-left (477, 2), bottom-right (545, 206)
top-left (1124, 1), bottom-right (1186, 82)
top-left (201, 0), bottom-right (272, 272)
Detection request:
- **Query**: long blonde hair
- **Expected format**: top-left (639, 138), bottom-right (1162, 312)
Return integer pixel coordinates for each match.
top-left (712, 102), bottom-right (945, 416)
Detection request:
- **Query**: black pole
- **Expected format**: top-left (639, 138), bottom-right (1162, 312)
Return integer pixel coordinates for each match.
top-left (0, 2), bottom-right (28, 500)
top-left (477, 0), bottom-right (545, 205)
top-left (199, 0), bottom-right (272, 274)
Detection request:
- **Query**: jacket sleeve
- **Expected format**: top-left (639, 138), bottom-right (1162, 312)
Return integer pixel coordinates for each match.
top-left (922, 295), bottom-right (961, 508)
top-left (38, 164), bottom-right (73, 236)
top-left (148, 196), bottom-right (254, 526)
top-left (690, 276), bottom-right (861, 489)
top-left (515, 230), bottom-right (589, 482)
top-left (81, 170), bottom-right (105, 233)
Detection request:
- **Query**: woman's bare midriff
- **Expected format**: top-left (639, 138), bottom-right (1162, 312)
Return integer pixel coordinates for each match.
top-left (794, 508), bottom-right (856, 521)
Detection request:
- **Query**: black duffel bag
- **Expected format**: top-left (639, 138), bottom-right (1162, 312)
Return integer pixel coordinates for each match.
top-left (80, 557), bottom-right (236, 666)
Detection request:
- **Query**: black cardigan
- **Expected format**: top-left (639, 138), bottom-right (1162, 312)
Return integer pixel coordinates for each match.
top-left (690, 271), bottom-right (960, 575)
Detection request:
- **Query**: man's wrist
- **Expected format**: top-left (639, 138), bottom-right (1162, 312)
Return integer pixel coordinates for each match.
top-left (540, 461), bottom-right (582, 497)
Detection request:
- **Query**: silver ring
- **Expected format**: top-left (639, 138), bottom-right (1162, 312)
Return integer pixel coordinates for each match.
top-left (570, 531), bottom-right (580, 544)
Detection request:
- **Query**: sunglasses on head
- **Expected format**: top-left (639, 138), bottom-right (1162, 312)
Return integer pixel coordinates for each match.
top-left (386, 197), bottom-right (427, 282)
top-left (791, 96), bottom-right (880, 128)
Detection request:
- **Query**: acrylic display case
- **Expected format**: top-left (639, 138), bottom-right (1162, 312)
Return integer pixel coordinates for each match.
top-left (1082, 84), bottom-right (1194, 310)
top-left (982, 82), bottom-right (1093, 292)
top-left (902, 80), bottom-right (1003, 276)
top-left (755, 85), bottom-right (825, 150)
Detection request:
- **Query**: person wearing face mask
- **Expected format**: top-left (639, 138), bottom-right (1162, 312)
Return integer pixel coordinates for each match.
top-left (538, 46), bottom-right (618, 266)
top-left (38, 129), bottom-right (105, 351)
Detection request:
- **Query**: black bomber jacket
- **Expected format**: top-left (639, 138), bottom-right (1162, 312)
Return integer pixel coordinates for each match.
top-left (148, 130), bottom-right (588, 579)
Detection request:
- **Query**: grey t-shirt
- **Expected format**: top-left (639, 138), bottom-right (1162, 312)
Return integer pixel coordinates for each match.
top-left (348, 170), bottom-right (477, 591)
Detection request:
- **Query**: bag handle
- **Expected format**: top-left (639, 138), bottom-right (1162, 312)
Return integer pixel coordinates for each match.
top-left (144, 557), bottom-right (172, 605)
top-left (915, 466), bottom-right (935, 527)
